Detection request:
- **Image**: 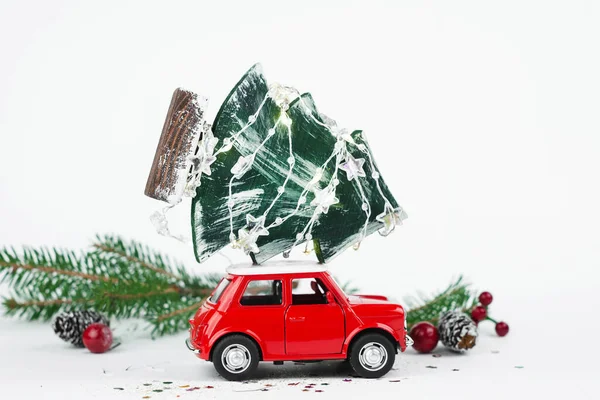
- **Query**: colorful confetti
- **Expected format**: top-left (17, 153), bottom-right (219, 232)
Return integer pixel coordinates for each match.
top-left (432, 354), bottom-right (442, 358)
top-left (163, 381), bottom-right (173, 384)
top-left (152, 389), bottom-right (163, 393)
top-left (114, 387), bottom-right (125, 390)
top-left (343, 378), bottom-right (352, 382)
top-left (426, 365), bottom-right (438, 369)
top-left (288, 382), bottom-right (300, 386)
top-left (186, 387), bottom-right (201, 392)
top-left (452, 369), bottom-right (460, 372)
top-left (179, 385), bottom-right (190, 388)
top-left (142, 397), bottom-right (150, 399)
top-left (515, 366), bottom-right (524, 369)
top-left (389, 380), bottom-right (401, 383)
top-left (315, 389), bottom-right (324, 393)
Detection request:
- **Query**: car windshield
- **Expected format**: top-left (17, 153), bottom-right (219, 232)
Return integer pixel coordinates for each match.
top-left (329, 274), bottom-right (348, 298)
top-left (208, 278), bottom-right (231, 303)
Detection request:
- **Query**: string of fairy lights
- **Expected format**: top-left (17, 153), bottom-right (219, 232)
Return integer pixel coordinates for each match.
top-left (158, 80), bottom-right (405, 257)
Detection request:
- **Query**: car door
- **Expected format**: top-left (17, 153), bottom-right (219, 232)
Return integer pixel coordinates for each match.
top-left (229, 277), bottom-right (286, 358)
top-left (285, 276), bottom-right (345, 355)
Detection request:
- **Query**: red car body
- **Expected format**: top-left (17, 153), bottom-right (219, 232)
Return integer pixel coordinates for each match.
top-left (186, 263), bottom-right (409, 379)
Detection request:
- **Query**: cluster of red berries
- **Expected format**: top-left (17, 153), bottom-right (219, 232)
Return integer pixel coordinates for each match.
top-left (470, 291), bottom-right (509, 337)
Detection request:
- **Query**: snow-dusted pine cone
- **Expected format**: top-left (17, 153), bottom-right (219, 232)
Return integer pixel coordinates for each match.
top-left (52, 310), bottom-right (109, 347)
top-left (437, 311), bottom-right (477, 352)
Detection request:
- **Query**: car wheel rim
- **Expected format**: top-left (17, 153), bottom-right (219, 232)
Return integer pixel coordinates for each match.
top-left (358, 342), bottom-right (388, 372)
top-left (221, 344), bottom-right (251, 374)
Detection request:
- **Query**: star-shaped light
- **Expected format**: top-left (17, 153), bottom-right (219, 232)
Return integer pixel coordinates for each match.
top-left (245, 214), bottom-right (270, 237)
top-left (311, 186), bottom-right (339, 214)
top-left (339, 155), bottom-right (366, 181)
top-left (331, 126), bottom-right (355, 144)
top-left (236, 228), bottom-right (260, 254)
top-left (376, 206), bottom-right (408, 236)
top-left (233, 214), bottom-right (270, 255)
top-left (184, 131), bottom-right (219, 197)
top-left (189, 131), bottom-right (218, 175)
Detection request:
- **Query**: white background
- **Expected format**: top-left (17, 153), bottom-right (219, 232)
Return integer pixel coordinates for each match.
top-left (1, 0), bottom-right (599, 399)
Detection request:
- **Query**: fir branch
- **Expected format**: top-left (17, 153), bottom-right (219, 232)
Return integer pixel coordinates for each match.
top-left (91, 235), bottom-right (182, 281)
top-left (405, 276), bottom-right (476, 329)
top-left (0, 261), bottom-right (118, 283)
top-left (148, 298), bottom-right (205, 337)
top-left (155, 301), bottom-right (204, 323)
top-left (103, 287), bottom-right (180, 300)
top-left (0, 237), bottom-right (223, 336)
top-left (4, 297), bottom-right (92, 309)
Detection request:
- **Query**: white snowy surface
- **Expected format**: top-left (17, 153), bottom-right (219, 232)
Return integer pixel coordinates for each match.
top-left (1, 0), bottom-right (599, 399)
top-left (1, 285), bottom-right (597, 400)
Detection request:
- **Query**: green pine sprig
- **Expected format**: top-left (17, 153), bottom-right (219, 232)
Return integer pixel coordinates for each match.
top-left (0, 235), bottom-right (221, 337)
top-left (404, 276), bottom-right (476, 329)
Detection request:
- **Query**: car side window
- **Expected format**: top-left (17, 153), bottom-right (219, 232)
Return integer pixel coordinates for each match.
top-left (240, 280), bottom-right (282, 306)
top-left (291, 278), bottom-right (328, 305)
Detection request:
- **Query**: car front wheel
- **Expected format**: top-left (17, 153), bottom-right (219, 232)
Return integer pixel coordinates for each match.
top-left (349, 333), bottom-right (396, 378)
top-left (212, 335), bottom-right (260, 381)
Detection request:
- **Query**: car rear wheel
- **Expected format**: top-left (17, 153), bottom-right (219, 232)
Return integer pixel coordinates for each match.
top-left (349, 333), bottom-right (396, 378)
top-left (213, 335), bottom-right (260, 381)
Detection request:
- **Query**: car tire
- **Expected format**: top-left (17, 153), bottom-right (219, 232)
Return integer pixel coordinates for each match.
top-left (212, 334), bottom-right (260, 381)
top-left (349, 333), bottom-right (396, 378)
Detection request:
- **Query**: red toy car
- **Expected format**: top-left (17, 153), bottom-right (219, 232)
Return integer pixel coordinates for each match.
top-left (186, 262), bottom-right (412, 380)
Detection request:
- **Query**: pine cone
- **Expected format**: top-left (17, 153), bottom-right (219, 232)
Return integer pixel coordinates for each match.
top-left (437, 311), bottom-right (477, 352)
top-left (52, 310), bottom-right (109, 347)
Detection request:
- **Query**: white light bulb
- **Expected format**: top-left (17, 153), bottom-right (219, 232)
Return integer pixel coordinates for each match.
top-left (362, 203), bottom-right (369, 211)
top-left (268, 128), bottom-right (275, 136)
top-left (248, 115), bottom-right (256, 123)
top-left (277, 186), bottom-right (285, 194)
top-left (275, 217), bottom-right (283, 225)
top-left (305, 233), bottom-right (312, 240)
top-left (372, 171), bottom-right (380, 179)
top-left (221, 138), bottom-right (233, 152)
top-left (299, 196), bottom-right (307, 204)
top-left (280, 112), bottom-right (292, 127)
top-left (227, 199), bottom-right (235, 208)
top-left (287, 156), bottom-right (295, 165)
top-left (296, 233), bottom-right (304, 240)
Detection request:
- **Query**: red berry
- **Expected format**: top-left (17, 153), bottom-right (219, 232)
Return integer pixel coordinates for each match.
top-left (409, 322), bottom-right (439, 353)
top-left (82, 323), bottom-right (113, 353)
top-left (471, 306), bottom-right (487, 322)
top-left (479, 292), bottom-right (493, 306)
top-left (495, 321), bottom-right (509, 336)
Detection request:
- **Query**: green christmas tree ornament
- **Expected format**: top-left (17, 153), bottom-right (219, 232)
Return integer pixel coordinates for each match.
top-left (145, 64), bottom-right (406, 264)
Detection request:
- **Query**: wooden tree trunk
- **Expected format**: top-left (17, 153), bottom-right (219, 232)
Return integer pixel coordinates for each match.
top-left (144, 88), bottom-right (207, 204)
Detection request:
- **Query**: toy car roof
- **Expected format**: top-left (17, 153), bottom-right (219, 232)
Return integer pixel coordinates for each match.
top-left (226, 260), bottom-right (328, 276)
